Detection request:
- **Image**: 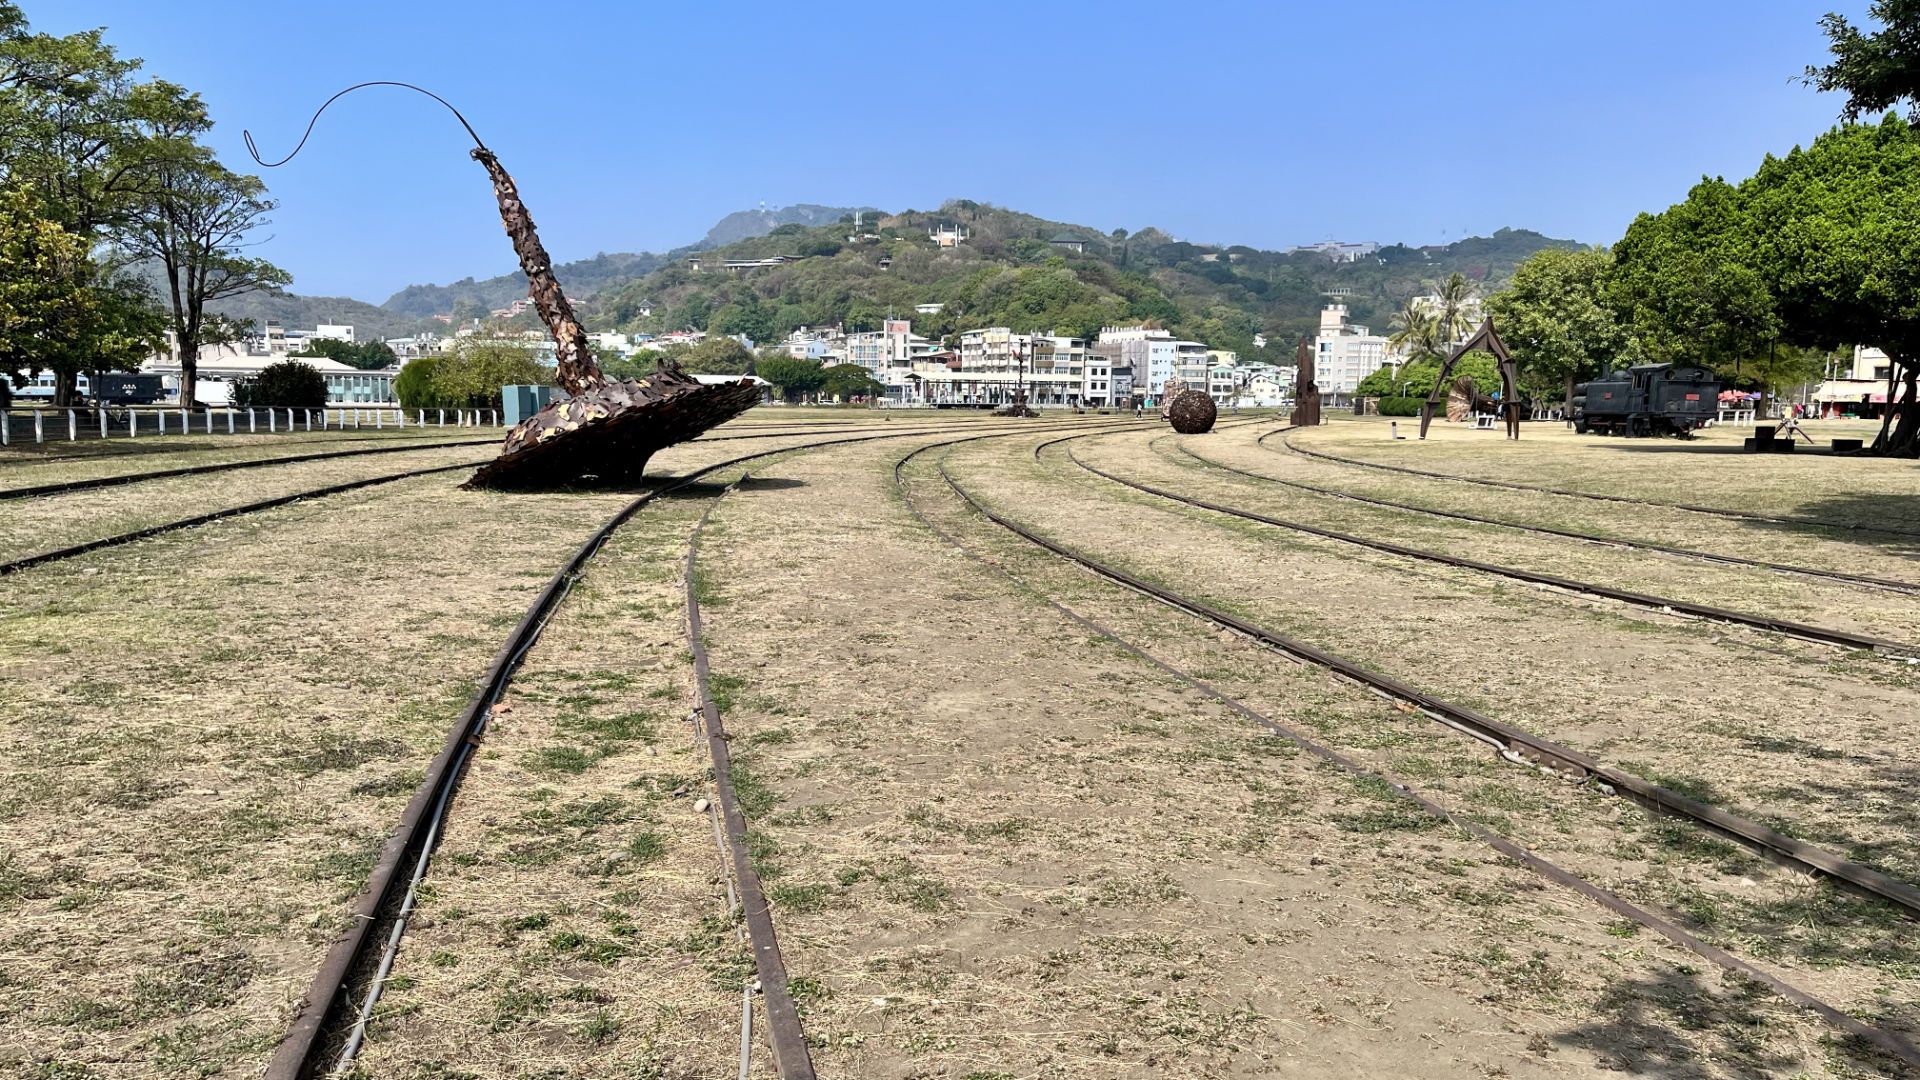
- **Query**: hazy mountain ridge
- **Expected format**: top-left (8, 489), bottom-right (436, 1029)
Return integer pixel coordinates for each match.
top-left (698, 204), bottom-right (879, 248)
top-left (207, 203), bottom-right (1578, 347)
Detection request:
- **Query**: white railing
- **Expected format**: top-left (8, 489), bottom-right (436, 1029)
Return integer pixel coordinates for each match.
top-left (1, 405), bottom-right (501, 445)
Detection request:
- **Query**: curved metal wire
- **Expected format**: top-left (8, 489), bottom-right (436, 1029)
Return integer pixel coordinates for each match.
top-left (242, 80), bottom-right (488, 168)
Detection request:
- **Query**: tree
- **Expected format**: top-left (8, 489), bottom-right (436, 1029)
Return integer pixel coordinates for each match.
top-left (115, 154), bottom-right (290, 407)
top-left (232, 358), bottom-right (325, 408)
top-left (1484, 248), bottom-right (1636, 411)
top-left (1432, 272), bottom-right (1480, 345)
top-left (820, 363), bottom-right (883, 402)
top-left (293, 336), bottom-right (397, 371)
top-left (1387, 300), bottom-right (1440, 367)
top-left (755, 356), bottom-right (826, 402)
top-left (0, 8), bottom-right (205, 240)
top-left (1739, 115), bottom-right (1920, 452)
top-left (431, 338), bottom-right (550, 409)
top-left (0, 187), bottom-right (164, 404)
top-left (1609, 179), bottom-right (1780, 375)
top-left (394, 355), bottom-right (447, 409)
top-left (679, 335), bottom-right (754, 374)
top-left (1806, 1), bottom-right (1920, 119)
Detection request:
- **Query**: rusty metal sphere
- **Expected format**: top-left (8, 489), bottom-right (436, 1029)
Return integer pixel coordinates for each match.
top-left (1167, 389), bottom-right (1217, 434)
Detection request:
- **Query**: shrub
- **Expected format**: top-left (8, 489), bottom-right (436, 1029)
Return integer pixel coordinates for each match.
top-left (430, 339), bottom-right (550, 409)
top-left (1377, 395), bottom-right (1426, 416)
top-left (232, 360), bottom-right (326, 408)
top-left (394, 356), bottom-right (448, 409)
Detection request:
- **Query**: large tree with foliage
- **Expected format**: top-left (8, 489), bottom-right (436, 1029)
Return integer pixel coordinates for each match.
top-left (1609, 178), bottom-right (1781, 378)
top-left (677, 335), bottom-right (755, 375)
top-left (1485, 248), bottom-right (1636, 410)
top-left (431, 337), bottom-right (549, 409)
top-left (1807, 1), bottom-right (1920, 119)
top-left (1743, 115), bottom-right (1920, 452)
top-left (115, 153), bottom-right (289, 407)
top-left (755, 356), bottom-right (826, 402)
top-left (0, 186), bottom-right (164, 404)
top-left (820, 363), bottom-right (883, 402)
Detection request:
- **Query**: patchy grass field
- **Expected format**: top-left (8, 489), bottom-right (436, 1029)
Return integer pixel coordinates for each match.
top-left (2, 408), bottom-right (1914, 1078)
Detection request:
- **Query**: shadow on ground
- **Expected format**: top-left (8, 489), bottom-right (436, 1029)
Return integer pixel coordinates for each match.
top-left (1552, 967), bottom-right (1914, 1077)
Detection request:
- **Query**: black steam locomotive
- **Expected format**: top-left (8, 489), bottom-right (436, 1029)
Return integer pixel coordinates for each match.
top-left (1572, 363), bottom-right (1720, 437)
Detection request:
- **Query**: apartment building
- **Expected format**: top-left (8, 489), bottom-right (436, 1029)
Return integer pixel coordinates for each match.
top-left (1314, 304), bottom-right (1392, 400)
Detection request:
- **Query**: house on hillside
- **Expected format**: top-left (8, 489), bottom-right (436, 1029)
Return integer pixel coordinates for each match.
top-left (1048, 231), bottom-right (1089, 254)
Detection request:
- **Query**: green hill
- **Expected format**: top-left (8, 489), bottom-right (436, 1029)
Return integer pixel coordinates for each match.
top-left (592, 202), bottom-right (1582, 364)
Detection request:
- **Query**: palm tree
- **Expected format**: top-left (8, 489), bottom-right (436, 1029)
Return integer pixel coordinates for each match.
top-left (1387, 301), bottom-right (1439, 396)
top-left (1433, 271), bottom-right (1480, 347)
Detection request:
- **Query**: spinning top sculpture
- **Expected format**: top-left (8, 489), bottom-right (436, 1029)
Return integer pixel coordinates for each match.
top-left (247, 83), bottom-right (760, 490)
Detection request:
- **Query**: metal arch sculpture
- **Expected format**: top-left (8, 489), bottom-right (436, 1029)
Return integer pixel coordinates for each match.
top-left (1290, 335), bottom-right (1320, 428)
top-left (1418, 317), bottom-right (1521, 441)
top-left (246, 83), bottom-right (760, 490)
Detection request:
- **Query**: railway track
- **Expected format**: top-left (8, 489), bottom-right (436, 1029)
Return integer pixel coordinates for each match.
top-left (893, 432), bottom-right (1920, 1072)
top-left (0, 425), bottom-right (944, 575)
top-left (0, 458), bottom-right (490, 577)
top-left (0, 423), bottom-right (896, 502)
top-left (1059, 442), bottom-right (1918, 657)
top-left (267, 419), bottom-right (1140, 1080)
top-left (972, 429), bottom-right (1920, 917)
top-left (1271, 429), bottom-right (1920, 540)
top-left (685, 477), bottom-right (815, 1080)
top-left (1168, 436), bottom-right (1920, 596)
top-left (0, 436), bottom-right (499, 501)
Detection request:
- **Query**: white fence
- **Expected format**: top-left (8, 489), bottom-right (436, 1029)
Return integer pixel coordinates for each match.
top-left (1, 406), bottom-right (501, 446)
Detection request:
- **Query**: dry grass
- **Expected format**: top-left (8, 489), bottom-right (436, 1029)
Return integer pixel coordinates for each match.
top-left (7, 412), bottom-right (1909, 1078)
top-left (671, 430), bottom-right (1873, 1078)
top-left (0, 433), bottom-right (845, 1078)
top-left (1287, 414), bottom-right (1920, 535)
top-left (351, 480), bottom-right (756, 1079)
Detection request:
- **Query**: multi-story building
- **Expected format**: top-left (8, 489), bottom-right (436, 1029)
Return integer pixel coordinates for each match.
top-left (914, 327), bottom-right (1085, 407)
top-left (1097, 326), bottom-right (1181, 403)
top-left (1314, 304), bottom-right (1392, 400)
top-left (1173, 340), bottom-right (1212, 394)
top-left (1288, 240), bottom-right (1380, 263)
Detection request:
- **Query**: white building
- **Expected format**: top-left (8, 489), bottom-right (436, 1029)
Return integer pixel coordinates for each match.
top-left (1097, 326), bottom-right (1182, 403)
top-left (586, 331), bottom-right (633, 357)
top-left (912, 327), bottom-right (1086, 407)
top-left (1288, 240), bottom-right (1380, 263)
top-left (1314, 304), bottom-right (1392, 399)
top-left (314, 323), bottom-right (356, 343)
top-left (141, 343), bottom-right (396, 406)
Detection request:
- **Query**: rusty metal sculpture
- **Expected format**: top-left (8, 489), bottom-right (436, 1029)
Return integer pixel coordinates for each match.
top-left (1290, 335), bottom-right (1321, 427)
top-left (246, 83), bottom-right (759, 490)
top-left (1419, 318), bottom-right (1521, 441)
top-left (1167, 389), bottom-right (1217, 434)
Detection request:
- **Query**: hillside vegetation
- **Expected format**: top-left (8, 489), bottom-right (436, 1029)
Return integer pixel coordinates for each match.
top-left (593, 201), bottom-right (1578, 363)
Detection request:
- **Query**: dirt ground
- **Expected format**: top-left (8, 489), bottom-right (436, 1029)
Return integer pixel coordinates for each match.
top-left (0, 425), bottom-right (902, 1077)
top-left (4, 409), bottom-right (1914, 1078)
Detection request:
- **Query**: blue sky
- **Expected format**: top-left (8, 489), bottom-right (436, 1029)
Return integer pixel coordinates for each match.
top-left (41, 0), bottom-right (1875, 302)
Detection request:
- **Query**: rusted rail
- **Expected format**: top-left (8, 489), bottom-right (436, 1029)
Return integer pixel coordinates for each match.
top-left (684, 482), bottom-right (815, 1080)
top-left (1272, 430), bottom-right (1920, 539)
top-left (964, 435), bottom-right (1920, 920)
top-left (0, 428), bottom-right (930, 575)
top-left (0, 437), bottom-right (498, 501)
top-left (1066, 446), bottom-right (1916, 657)
top-left (0, 458), bottom-right (488, 576)
top-left (1170, 438), bottom-right (1920, 596)
top-left (266, 418), bottom-right (1137, 1079)
top-left (894, 435), bottom-right (1920, 1073)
